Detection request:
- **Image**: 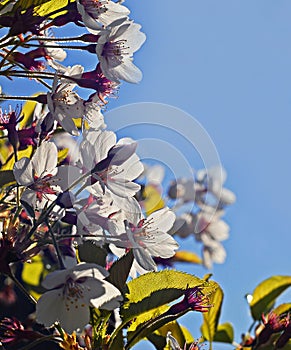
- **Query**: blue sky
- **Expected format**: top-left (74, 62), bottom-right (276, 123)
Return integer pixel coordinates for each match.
top-left (1, 1), bottom-right (291, 348)
top-left (106, 1), bottom-right (291, 348)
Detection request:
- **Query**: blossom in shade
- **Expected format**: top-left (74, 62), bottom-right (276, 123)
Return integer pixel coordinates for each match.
top-left (256, 312), bottom-right (290, 347)
top-left (0, 216), bottom-right (40, 276)
top-left (0, 106), bottom-right (38, 151)
top-left (36, 263), bottom-right (122, 333)
top-left (77, 0), bottom-right (130, 31)
top-left (96, 19), bottom-right (146, 83)
top-left (13, 142), bottom-right (60, 209)
top-left (0, 317), bottom-right (44, 346)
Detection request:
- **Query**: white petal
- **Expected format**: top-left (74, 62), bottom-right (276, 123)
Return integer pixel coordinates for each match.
top-left (42, 269), bottom-right (69, 289)
top-left (207, 220), bottom-right (229, 241)
top-left (106, 58), bottom-right (143, 84)
top-left (36, 289), bottom-right (67, 327)
top-left (36, 288), bottom-right (90, 333)
top-left (90, 280), bottom-right (122, 310)
top-left (13, 157), bottom-right (34, 186)
top-left (145, 233), bottom-right (179, 258)
top-left (133, 248), bottom-right (157, 271)
top-left (108, 179), bottom-right (140, 198)
top-left (55, 108), bottom-right (80, 136)
top-left (146, 165), bottom-right (165, 185)
top-left (21, 189), bottom-right (37, 209)
top-left (218, 188), bottom-right (236, 205)
top-left (146, 207), bottom-right (176, 233)
top-left (119, 154), bottom-right (144, 181)
top-left (56, 165), bottom-right (82, 190)
top-left (31, 142), bottom-right (58, 178)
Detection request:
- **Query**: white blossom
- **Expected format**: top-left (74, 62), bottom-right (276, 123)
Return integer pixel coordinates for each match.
top-left (47, 68), bottom-right (84, 136)
top-left (196, 166), bottom-right (236, 206)
top-left (108, 207), bottom-right (178, 271)
top-left (79, 129), bottom-right (143, 198)
top-left (36, 263), bottom-right (122, 332)
top-left (96, 19), bottom-right (146, 83)
top-left (77, 0), bottom-right (130, 31)
top-left (13, 142), bottom-right (60, 209)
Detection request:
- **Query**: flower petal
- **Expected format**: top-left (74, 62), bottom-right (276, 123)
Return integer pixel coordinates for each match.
top-left (13, 157), bottom-right (34, 186)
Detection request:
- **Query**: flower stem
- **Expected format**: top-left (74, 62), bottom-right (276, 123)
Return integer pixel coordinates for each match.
top-left (46, 219), bottom-right (65, 270)
top-left (18, 334), bottom-right (62, 350)
top-left (31, 35), bottom-right (91, 42)
top-left (0, 95), bottom-right (45, 102)
top-left (25, 43), bottom-right (91, 50)
top-left (10, 272), bottom-right (36, 305)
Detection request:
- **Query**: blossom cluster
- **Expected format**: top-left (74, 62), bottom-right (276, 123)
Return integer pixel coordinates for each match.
top-left (168, 166), bottom-right (236, 269)
top-left (0, 1), bottom-right (234, 349)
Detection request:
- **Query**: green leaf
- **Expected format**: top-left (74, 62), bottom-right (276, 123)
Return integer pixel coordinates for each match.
top-left (78, 241), bottom-right (107, 267)
top-left (106, 250), bottom-right (133, 292)
top-left (34, 0), bottom-right (74, 18)
top-left (180, 325), bottom-right (195, 345)
top-left (126, 310), bottom-right (188, 349)
top-left (213, 322), bottom-right (234, 343)
top-left (147, 321), bottom-right (189, 350)
top-left (272, 303), bottom-right (291, 316)
top-left (122, 270), bottom-right (217, 322)
top-left (148, 323), bottom-right (195, 350)
top-left (11, 0), bottom-right (51, 11)
top-left (0, 170), bottom-right (15, 187)
top-left (250, 275), bottom-right (291, 320)
top-left (109, 271), bottom-right (217, 350)
top-left (19, 97), bottom-right (38, 129)
top-left (201, 283), bottom-right (223, 343)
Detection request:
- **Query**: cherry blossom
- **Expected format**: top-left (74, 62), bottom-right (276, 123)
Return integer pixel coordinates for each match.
top-left (47, 66), bottom-right (84, 136)
top-left (77, 0), bottom-right (130, 31)
top-left (108, 207), bottom-right (178, 271)
top-left (95, 19), bottom-right (146, 83)
top-left (36, 263), bottom-right (122, 332)
top-left (13, 142), bottom-right (60, 209)
top-left (79, 129), bottom-right (143, 198)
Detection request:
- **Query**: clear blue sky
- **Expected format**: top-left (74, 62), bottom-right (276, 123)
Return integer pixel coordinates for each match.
top-left (106, 1), bottom-right (291, 348)
top-left (2, 1), bottom-right (291, 348)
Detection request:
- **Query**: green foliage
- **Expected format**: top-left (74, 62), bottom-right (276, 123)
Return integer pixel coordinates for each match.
top-left (78, 241), bottom-right (108, 267)
top-left (106, 250), bottom-right (134, 292)
top-left (200, 283), bottom-right (223, 345)
top-left (11, 0), bottom-right (73, 18)
top-left (122, 270), bottom-right (216, 321)
top-left (250, 275), bottom-right (291, 320)
top-left (213, 322), bottom-right (234, 343)
top-left (108, 271), bottom-right (218, 350)
top-left (0, 170), bottom-right (15, 186)
top-left (272, 303), bottom-right (291, 316)
top-left (148, 322), bottom-right (194, 350)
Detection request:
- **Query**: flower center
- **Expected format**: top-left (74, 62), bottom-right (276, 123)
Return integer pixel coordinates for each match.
top-left (102, 40), bottom-right (129, 62)
top-left (61, 277), bottom-right (88, 311)
top-left (81, 0), bottom-right (109, 16)
top-left (30, 174), bottom-right (56, 201)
